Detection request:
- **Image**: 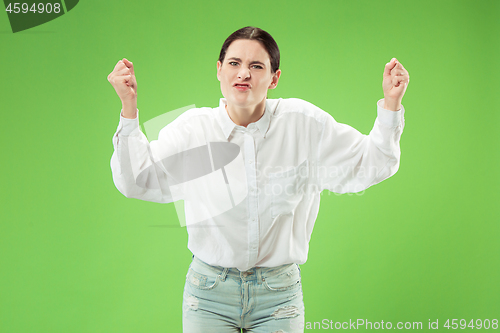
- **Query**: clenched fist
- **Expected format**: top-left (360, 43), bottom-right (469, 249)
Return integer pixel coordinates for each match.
top-left (382, 58), bottom-right (410, 111)
top-left (108, 58), bottom-right (138, 119)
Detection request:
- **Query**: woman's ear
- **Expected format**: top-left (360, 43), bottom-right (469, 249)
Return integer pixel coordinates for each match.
top-left (216, 61), bottom-right (222, 82)
top-left (268, 69), bottom-right (281, 89)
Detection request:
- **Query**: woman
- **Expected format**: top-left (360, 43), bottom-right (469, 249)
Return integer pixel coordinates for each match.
top-left (108, 26), bottom-right (409, 333)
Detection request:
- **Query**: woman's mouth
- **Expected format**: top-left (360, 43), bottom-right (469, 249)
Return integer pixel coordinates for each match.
top-left (233, 83), bottom-right (250, 91)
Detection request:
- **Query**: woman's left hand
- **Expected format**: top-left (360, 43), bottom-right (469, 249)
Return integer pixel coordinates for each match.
top-left (382, 58), bottom-right (410, 111)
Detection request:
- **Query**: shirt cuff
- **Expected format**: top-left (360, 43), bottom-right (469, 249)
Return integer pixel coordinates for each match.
top-left (117, 109), bottom-right (140, 136)
top-left (377, 99), bottom-right (404, 128)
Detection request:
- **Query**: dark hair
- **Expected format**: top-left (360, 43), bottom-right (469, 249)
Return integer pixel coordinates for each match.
top-left (218, 26), bottom-right (280, 73)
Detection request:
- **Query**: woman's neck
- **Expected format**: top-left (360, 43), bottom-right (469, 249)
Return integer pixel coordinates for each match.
top-left (226, 99), bottom-right (266, 127)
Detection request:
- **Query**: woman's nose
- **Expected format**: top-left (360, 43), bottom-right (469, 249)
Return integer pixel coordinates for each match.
top-left (237, 67), bottom-right (250, 79)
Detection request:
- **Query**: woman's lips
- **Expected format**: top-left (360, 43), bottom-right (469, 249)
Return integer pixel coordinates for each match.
top-left (234, 83), bottom-right (250, 91)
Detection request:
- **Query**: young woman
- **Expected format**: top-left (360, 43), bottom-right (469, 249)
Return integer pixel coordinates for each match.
top-left (108, 26), bottom-right (409, 333)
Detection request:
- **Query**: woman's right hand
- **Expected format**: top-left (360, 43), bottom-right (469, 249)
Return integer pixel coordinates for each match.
top-left (108, 58), bottom-right (138, 119)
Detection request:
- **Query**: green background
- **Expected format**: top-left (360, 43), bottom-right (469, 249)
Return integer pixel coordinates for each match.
top-left (1, 0), bottom-right (499, 332)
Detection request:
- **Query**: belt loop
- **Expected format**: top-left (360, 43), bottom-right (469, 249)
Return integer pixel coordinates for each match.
top-left (256, 267), bottom-right (263, 285)
top-left (220, 268), bottom-right (229, 282)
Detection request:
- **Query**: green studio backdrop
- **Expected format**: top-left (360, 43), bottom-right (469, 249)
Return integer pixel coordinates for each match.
top-left (1, 0), bottom-right (499, 332)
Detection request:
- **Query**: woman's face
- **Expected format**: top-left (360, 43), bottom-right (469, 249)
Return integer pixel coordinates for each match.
top-left (217, 39), bottom-right (281, 111)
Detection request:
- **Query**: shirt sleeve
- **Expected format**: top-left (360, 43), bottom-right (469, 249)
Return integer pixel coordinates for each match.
top-left (110, 110), bottom-right (180, 203)
top-left (315, 98), bottom-right (405, 193)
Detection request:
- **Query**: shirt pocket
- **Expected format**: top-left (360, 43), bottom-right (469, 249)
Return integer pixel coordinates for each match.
top-left (268, 159), bottom-right (309, 219)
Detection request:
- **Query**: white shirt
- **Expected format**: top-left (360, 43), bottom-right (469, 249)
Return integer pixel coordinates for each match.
top-left (111, 98), bottom-right (405, 271)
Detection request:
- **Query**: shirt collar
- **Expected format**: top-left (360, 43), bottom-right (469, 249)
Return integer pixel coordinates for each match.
top-left (217, 98), bottom-right (272, 139)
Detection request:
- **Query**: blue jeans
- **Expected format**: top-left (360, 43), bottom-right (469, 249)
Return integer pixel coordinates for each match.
top-left (182, 256), bottom-right (305, 333)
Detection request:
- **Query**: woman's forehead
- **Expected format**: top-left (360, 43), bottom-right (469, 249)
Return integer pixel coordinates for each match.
top-left (225, 39), bottom-right (270, 64)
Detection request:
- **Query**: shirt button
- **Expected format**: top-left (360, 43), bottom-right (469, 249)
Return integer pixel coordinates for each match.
top-left (248, 160), bottom-right (253, 164)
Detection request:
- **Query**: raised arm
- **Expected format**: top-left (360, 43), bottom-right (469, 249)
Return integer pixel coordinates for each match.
top-left (108, 59), bottom-right (177, 203)
top-left (315, 59), bottom-right (409, 193)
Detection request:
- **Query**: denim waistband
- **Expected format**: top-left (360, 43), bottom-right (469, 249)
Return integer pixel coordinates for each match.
top-left (191, 256), bottom-right (298, 283)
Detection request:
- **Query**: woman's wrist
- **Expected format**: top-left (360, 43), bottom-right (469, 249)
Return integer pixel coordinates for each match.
top-left (121, 101), bottom-right (138, 119)
top-left (383, 97), bottom-right (402, 111)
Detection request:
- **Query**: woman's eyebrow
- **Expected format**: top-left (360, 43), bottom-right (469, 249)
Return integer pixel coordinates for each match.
top-left (227, 57), bottom-right (266, 66)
